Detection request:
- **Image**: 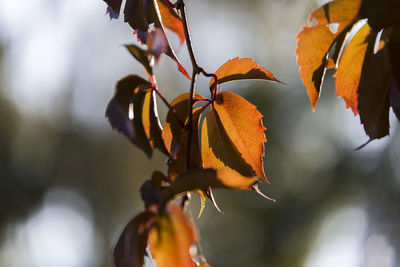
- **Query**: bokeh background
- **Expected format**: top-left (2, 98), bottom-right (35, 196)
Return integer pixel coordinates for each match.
top-left (0, 0), bottom-right (399, 266)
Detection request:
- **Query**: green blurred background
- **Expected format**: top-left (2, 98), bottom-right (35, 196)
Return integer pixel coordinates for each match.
top-left (0, 0), bottom-right (399, 266)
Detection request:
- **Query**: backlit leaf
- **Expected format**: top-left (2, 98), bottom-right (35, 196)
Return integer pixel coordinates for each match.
top-left (336, 23), bottom-right (376, 115)
top-left (155, 0), bottom-right (185, 44)
top-left (209, 57), bottom-right (282, 91)
top-left (358, 38), bottom-right (392, 141)
top-left (142, 90), bottom-right (170, 156)
top-left (125, 44), bottom-right (153, 78)
top-left (113, 211), bottom-right (155, 267)
top-left (201, 107), bottom-right (255, 178)
top-left (149, 203), bottom-right (197, 267)
top-left (295, 0), bottom-right (361, 110)
top-left (160, 168), bottom-right (258, 205)
top-left (105, 75), bottom-right (153, 157)
top-left (213, 92), bottom-right (267, 181)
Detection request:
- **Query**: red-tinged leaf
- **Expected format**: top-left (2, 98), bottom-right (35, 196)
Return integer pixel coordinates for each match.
top-left (209, 57), bottom-right (282, 91)
top-left (358, 38), bottom-right (392, 141)
top-left (201, 107), bottom-right (256, 178)
top-left (149, 203), bottom-right (198, 267)
top-left (125, 44), bottom-right (153, 78)
top-left (295, 0), bottom-right (362, 110)
top-left (105, 75), bottom-right (153, 157)
top-left (162, 93), bottom-right (205, 157)
top-left (113, 211), bottom-right (155, 267)
top-left (213, 92), bottom-right (267, 181)
top-left (155, 0), bottom-right (185, 44)
top-left (142, 90), bottom-right (170, 156)
top-left (335, 23), bottom-right (376, 115)
top-left (104, 0), bottom-right (122, 19)
top-left (160, 168), bottom-right (258, 207)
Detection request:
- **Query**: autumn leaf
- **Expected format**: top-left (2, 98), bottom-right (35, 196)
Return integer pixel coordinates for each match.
top-left (125, 44), bottom-right (153, 78)
top-left (142, 90), bottom-right (170, 156)
top-left (201, 107), bottom-right (255, 178)
top-left (155, 0), bottom-right (185, 44)
top-left (124, 0), bottom-right (149, 31)
top-left (113, 211), bottom-right (155, 267)
top-left (160, 168), bottom-right (258, 205)
top-left (213, 92), bottom-right (267, 181)
top-left (295, 0), bottom-right (362, 110)
top-left (209, 57), bottom-right (282, 91)
top-left (149, 203), bottom-right (197, 267)
top-left (140, 171), bottom-right (170, 209)
top-left (105, 75), bottom-right (153, 157)
top-left (104, 0), bottom-right (122, 19)
top-left (335, 23), bottom-right (377, 115)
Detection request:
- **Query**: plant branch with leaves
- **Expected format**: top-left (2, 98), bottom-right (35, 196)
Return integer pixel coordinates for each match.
top-left (102, 0), bottom-right (282, 266)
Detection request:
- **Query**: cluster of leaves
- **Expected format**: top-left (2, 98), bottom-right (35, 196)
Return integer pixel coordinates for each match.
top-left (296, 0), bottom-right (400, 146)
top-left (102, 0), bottom-right (281, 266)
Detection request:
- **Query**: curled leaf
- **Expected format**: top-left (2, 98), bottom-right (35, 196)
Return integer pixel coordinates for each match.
top-left (155, 0), bottom-right (185, 44)
top-left (209, 57), bottom-right (283, 91)
top-left (125, 44), bottom-right (153, 78)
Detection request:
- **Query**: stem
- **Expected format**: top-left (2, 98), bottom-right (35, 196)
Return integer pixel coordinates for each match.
top-left (178, 0), bottom-right (202, 171)
top-left (153, 87), bottom-right (185, 128)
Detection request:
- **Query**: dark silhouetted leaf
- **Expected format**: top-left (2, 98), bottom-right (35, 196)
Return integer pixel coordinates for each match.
top-left (295, 0), bottom-right (361, 110)
top-left (358, 35), bottom-right (392, 141)
top-left (390, 79), bottom-right (400, 120)
top-left (142, 91), bottom-right (170, 156)
top-left (149, 203), bottom-right (197, 267)
top-left (209, 57), bottom-right (282, 91)
top-left (105, 75), bottom-right (153, 157)
top-left (125, 44), bottom-right (153, 78)
top-left (124, 0), bottom-right (148, 31)
top-left (113, 211), bottom-right (155, 267)
top-left (359, 0), bottom-right (400, 30)
top-left (104, 0), bottom-right (122, 19)
top-left (213, 92), bottom-right (267, 181)
top-left (336, 23), bottom-right (376, 115)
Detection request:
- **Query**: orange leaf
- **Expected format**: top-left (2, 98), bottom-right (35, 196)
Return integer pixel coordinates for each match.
top-left (201, 107), bottom-right (256, 178)
top-left (213, 92), bottom-right (267, 181)
top-left (336, 23), bottom-right (376, 115)
top-left (156, 0), bottom-right (185, 44)
top-left (149, 203), bottom-right (197, 267)
top-left (209, 57), bottom-right (282, 90)
top-left (295, 0), bottom-right (361, 110)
